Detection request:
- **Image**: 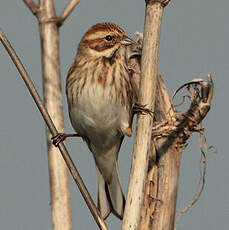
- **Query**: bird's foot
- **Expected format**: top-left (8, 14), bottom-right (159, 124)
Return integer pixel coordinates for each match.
top-left (133, 103), bottom-right (154, 117)
top-left (52, 133), bottom-right (81, 147)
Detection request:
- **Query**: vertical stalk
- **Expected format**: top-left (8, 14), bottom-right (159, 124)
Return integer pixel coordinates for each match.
top-left (140, 73), bottom-right (180, 230)
top-left (37, 1), bottom-right (72, 229)
top-left (122, 1), bottom-right (164, 229)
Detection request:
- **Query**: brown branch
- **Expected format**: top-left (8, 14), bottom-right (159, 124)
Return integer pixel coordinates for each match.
top-left (126, 27), bottom-right (213, 230)
top-left (149, 75), bottom-right (213, 230)
top-left (57, 0), bottom-right (80, 27)
top-left (23, 0), bottom-right (39, 15)
top-left (122, 1), bottom-right (166, 229)
top-left (171, 75), bottom-right (214, 140)
top-left (0, 29), bottom-right (108, 230)
top-left (35, 1), bottom-right (72, 229)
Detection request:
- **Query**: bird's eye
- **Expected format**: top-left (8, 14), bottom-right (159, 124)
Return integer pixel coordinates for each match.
top-left (105, 35), bottom-right (112, 41)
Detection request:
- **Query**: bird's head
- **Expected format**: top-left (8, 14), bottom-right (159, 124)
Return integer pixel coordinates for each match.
top-left (77, 22), bottom-right (134, 59)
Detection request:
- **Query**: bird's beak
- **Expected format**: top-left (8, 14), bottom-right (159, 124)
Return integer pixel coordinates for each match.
top-left (121, 36), bottom-right (136, 46)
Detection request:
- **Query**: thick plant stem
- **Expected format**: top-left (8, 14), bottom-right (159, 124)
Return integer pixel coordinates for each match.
top-left (122, 2), bottom-right (164, 230)
top-left (37, 1), bottom-right (72, 229)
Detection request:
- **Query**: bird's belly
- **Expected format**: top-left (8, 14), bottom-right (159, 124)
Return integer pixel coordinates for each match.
top-left (69, 87), bottom-right (127, 148)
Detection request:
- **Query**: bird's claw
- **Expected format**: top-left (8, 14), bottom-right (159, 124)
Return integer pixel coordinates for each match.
top-left (52, 133), bottom-right (66, 147)
top-left (133, 103), bottom-right (154, 117)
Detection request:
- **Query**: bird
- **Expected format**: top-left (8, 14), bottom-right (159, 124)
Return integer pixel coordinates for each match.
top-left (59, 22), bottom-right (137, 220)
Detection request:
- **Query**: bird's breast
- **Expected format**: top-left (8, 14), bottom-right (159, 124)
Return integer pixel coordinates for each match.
top-left (67, 59), bottom-right (132, 144)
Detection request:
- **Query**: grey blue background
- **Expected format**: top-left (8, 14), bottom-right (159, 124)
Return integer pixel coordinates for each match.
top-left (0, 0), bottom-right (228, 229)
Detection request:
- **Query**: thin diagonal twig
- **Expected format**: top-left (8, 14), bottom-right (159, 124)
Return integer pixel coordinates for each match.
top-left (58, 0), bottom-right (80, 27)
top-left (23, 0), bottom-right (38, 15)
top-left (0, 29), bottom-right (108, 230)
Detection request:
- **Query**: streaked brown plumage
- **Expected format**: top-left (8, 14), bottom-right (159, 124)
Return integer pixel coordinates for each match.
top-left (66, 22), bottom-right (136, 219)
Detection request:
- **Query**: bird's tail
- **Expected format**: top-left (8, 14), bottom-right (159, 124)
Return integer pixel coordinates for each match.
top-left (97, 162), bottom-right (125, 220)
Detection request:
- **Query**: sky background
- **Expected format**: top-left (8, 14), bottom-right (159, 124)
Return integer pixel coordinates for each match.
top-left (0, 0), bottom-right (228, 229)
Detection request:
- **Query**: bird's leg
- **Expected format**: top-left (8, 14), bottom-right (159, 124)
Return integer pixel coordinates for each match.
top-left (133, 103), bottom-right (154, 117)
top-left (52, 133), bottom-right (81, 147)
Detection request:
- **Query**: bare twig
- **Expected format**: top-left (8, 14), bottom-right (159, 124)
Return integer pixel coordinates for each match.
top-left (172, 79), bottom-right (205, 101)
top-left (57, 0), bottom-right (80, 27)
top-left (151, 75), bottom-right (214, 142)
top-left (0, 29), bottom-right (108, 230)
top-left (23, 0), bottom-right (38, 15)
top-left (122, 1), bottom-right (166, 229)
top-left (129, 36), bottom-right (214, 229)
top-left (36, 1), bottom-right (72, 228)
top-left (128, 22), bottom-right (214, 230)
top-left (126, 2), bottom-right (214, 230)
